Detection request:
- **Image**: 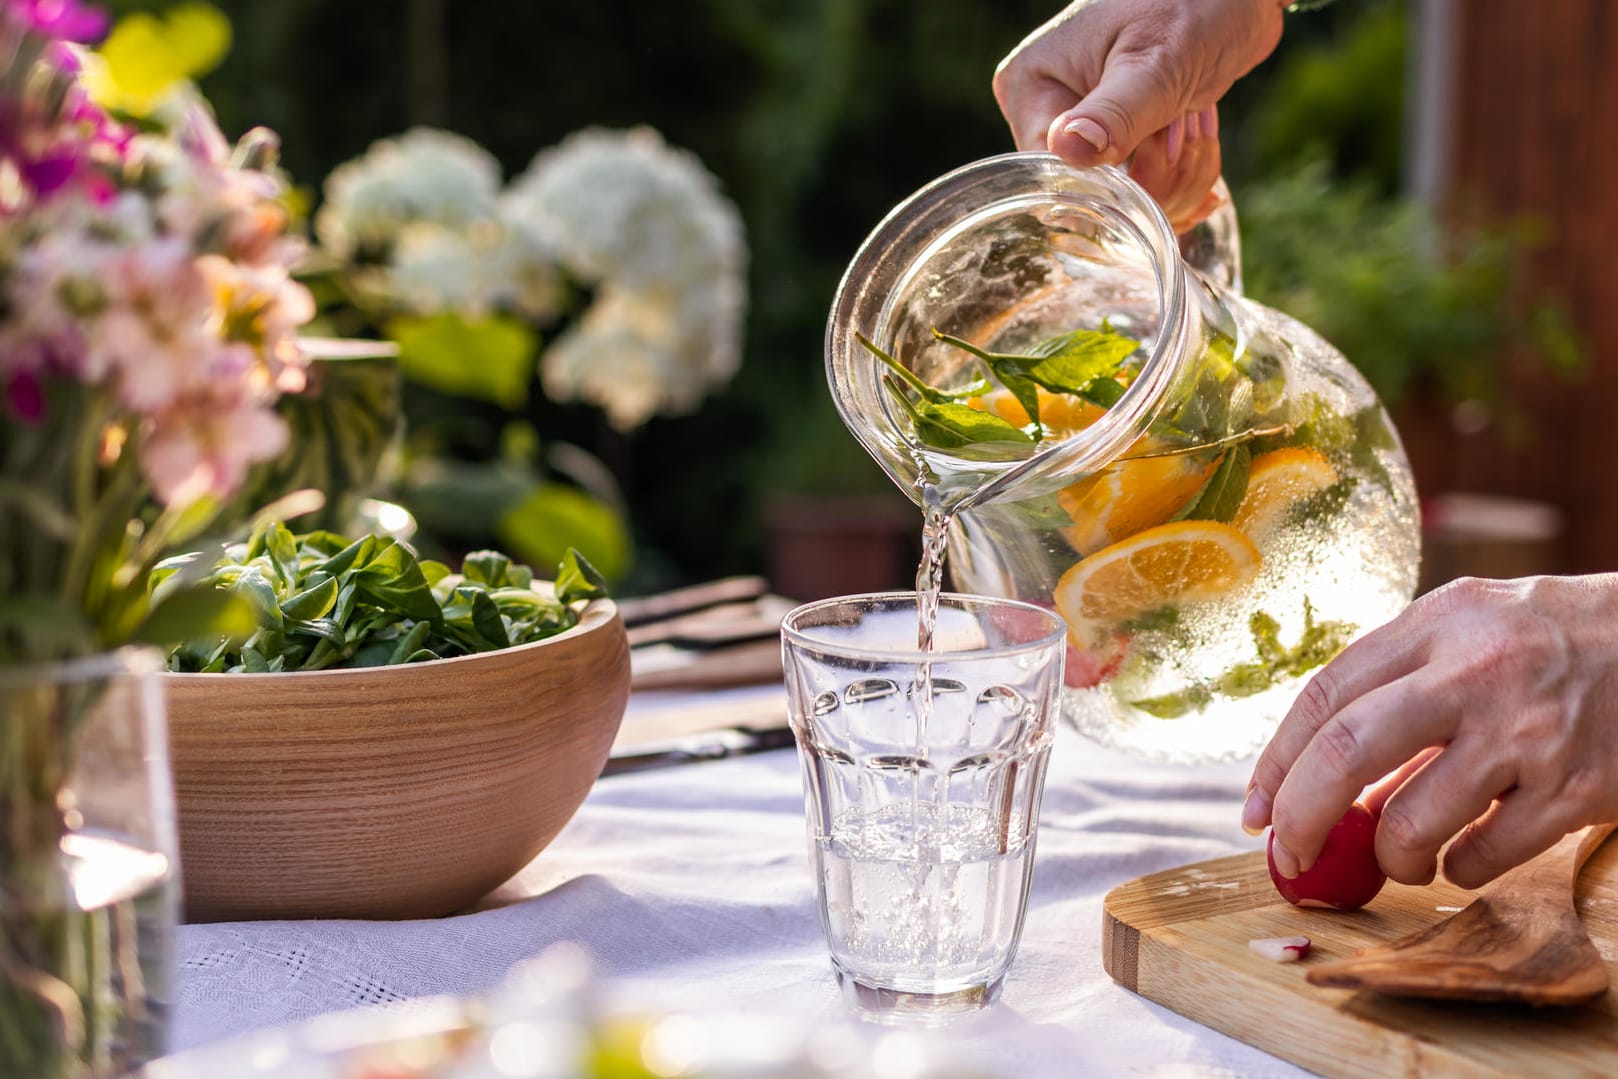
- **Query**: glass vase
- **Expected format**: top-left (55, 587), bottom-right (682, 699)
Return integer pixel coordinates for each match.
top-left (0, 648), bottom-right (179, 1077)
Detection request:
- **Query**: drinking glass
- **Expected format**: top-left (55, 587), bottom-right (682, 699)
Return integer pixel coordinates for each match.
top-left (781, 592), bottom-right (1066, 1023)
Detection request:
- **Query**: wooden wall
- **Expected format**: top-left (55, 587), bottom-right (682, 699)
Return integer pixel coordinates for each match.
top-left (1397, 0), bottom-right (1618, 574)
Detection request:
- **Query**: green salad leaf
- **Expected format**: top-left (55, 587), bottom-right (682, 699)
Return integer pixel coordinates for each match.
top-left (165, 521), bottom-right (609, 673)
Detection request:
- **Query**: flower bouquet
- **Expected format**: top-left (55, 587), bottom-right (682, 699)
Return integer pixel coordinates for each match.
top-left (0, 2), bottom-right (315, 1072)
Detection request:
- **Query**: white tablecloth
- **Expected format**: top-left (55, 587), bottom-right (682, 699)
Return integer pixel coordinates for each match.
top-left (170, 686), bottom-right (1308, 1078)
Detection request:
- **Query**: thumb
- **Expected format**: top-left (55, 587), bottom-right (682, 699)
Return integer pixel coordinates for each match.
top-left (1048, 56), bottom-right (1188, 167)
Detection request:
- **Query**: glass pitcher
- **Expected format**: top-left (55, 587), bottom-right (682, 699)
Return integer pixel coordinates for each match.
top-left (825, 153), bottom-right (1420, 763)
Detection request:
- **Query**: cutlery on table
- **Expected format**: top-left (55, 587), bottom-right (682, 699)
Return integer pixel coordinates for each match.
top-left (601, 723), bottom-right (798, 776)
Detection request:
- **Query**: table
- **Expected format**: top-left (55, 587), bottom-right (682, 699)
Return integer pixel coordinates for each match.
top-left (169, 685), bottom-right (1309, 1077)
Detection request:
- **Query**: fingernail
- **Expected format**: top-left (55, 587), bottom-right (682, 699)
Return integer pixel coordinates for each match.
top-left (1201, 106), bottom-right (1219, 139)
top-left (1241, 787), bottom-right (1270, 836)
top-left (1184, 110), bottom-right (1201, 142)
top-left (1063, 117), bottom-right (1110, 154)
top-left (1271, 837), bottom-right (1300, 880)
top-left (1165, 117), bottom-right (1185, 166)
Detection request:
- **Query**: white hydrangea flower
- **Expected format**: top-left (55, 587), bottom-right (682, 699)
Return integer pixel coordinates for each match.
top-left (316, 128), bottom-right (503, 261)
top-left (505, 126), bottom-right (745, 290)
top-left (386, 219), bottom-right (563, 320)
top-left (504, 127), bottom-right (746, 424)
top-left (541, 285), bottom-right (707, 430)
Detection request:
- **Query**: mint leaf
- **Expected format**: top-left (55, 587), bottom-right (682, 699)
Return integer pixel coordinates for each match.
top-left (1178, 444), bottom-right (1251, 524)
top-left (856, 332), bottom-right (991, 403)
top-left (1003, 493), bottom-right (1079, 530)
top-left (1017, 328), bottom-right (1142, 391)
top-left (930, 326), bottom-right (1140, 440)
top-left (1129, 684), bottom-right (1213, 719)
top-left (883, 376), bottom-right (1035, 450)
top-left (995, 369), bottom-right (1043, 440)
top-left (1249, 610), bottom-right (1288, 667)
top-left (1079, 377), bottom-right (1127, 408)
top-left (1134, 603), bottom-right (1358, 719)
top-left (1350, 406), bottom-right (1399, 499)
top-left (916, 399), bottom-right (1037, 446)
top-left (1287, 600), bottom-right (1356, 676)
top-left (1218, 661), bottom-right (1275, 699)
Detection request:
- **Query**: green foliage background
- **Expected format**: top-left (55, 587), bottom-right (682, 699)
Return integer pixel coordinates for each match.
top-left (96, 0), bottom-right (1565, 588)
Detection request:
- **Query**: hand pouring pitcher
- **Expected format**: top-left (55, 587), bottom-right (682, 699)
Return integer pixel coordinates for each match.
top-left (825, 156), bottom-right (1420, 762)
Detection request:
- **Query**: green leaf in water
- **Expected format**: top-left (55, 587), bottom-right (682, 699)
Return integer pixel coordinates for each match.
top-left (883, 376), bottom-right (1036, 451)
top-left (855, 332), bottom-right (992, 403)
top-left (1130, 684), bottom-right (1214, 719)
top-left (1130, 602), bottom-right (1358, 717)
top-left (1177, 444), bottom-right (1252, 524)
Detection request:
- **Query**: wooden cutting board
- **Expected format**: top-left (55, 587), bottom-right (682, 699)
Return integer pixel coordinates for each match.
top-left (1103, 839), bottom-right (1618, 1077)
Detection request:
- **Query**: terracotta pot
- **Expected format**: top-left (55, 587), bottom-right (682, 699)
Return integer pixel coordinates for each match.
top-left (163, 599), bottom-right (629, 921)
top-left (764, 494), bottom-right (920, 603)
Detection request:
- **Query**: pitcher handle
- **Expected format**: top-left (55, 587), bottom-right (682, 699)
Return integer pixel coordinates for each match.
top-left (1176, 177), bottom-right (1243, 296)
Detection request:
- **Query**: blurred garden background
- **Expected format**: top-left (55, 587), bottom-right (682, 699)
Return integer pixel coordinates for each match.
top-left (109, 0), bottom-right (1614, 599)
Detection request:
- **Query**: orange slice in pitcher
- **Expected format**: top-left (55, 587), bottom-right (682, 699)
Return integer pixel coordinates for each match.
top-left (1053, 520), bottom-right (1261, 644)
top-left (967, 387), bottom-right (1107, 436)
top-left (1057, 449), bottom-right (1217, 556)
top-left (1233, 447), bottom-right (1338, 541)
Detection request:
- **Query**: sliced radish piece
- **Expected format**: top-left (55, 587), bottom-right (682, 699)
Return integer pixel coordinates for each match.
top-left (1248, 935), bottom-right (1312, 963)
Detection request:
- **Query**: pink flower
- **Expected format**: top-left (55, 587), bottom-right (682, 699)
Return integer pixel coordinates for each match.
top-left (4, 370), bottom-right (47, 424)
top-left (7, 0), bottom-right (108, 44)
top-left (140, 394), bottom-right (289, 507)
top-left (0, 3), bottom-right (127, 207)
top-left (87, 236), bottom-right (221, 413)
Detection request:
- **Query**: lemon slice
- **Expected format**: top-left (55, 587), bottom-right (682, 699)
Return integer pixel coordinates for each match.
top-left (1233, 447), bottom-right (1338, 541)
top-left (1053, 520), bottom-right (1262, 644)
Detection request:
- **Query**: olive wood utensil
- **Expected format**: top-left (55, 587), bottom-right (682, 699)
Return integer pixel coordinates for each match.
top-left (1306, 822), bottom-right (1618, 1005)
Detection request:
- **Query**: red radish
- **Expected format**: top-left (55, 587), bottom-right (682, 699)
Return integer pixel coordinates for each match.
top-left (1248, 935), bottom-right (1312, 962)
top-left (992, 600), bottom-right (1129, 689)
top-left (1063, 633), bottom-right (1130, 689)
top-left (1267, 803), bottom-right (1386, 911)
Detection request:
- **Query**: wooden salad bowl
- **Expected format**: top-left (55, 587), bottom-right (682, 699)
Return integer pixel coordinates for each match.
top-left (163, 599), bottom-right (630, 921)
